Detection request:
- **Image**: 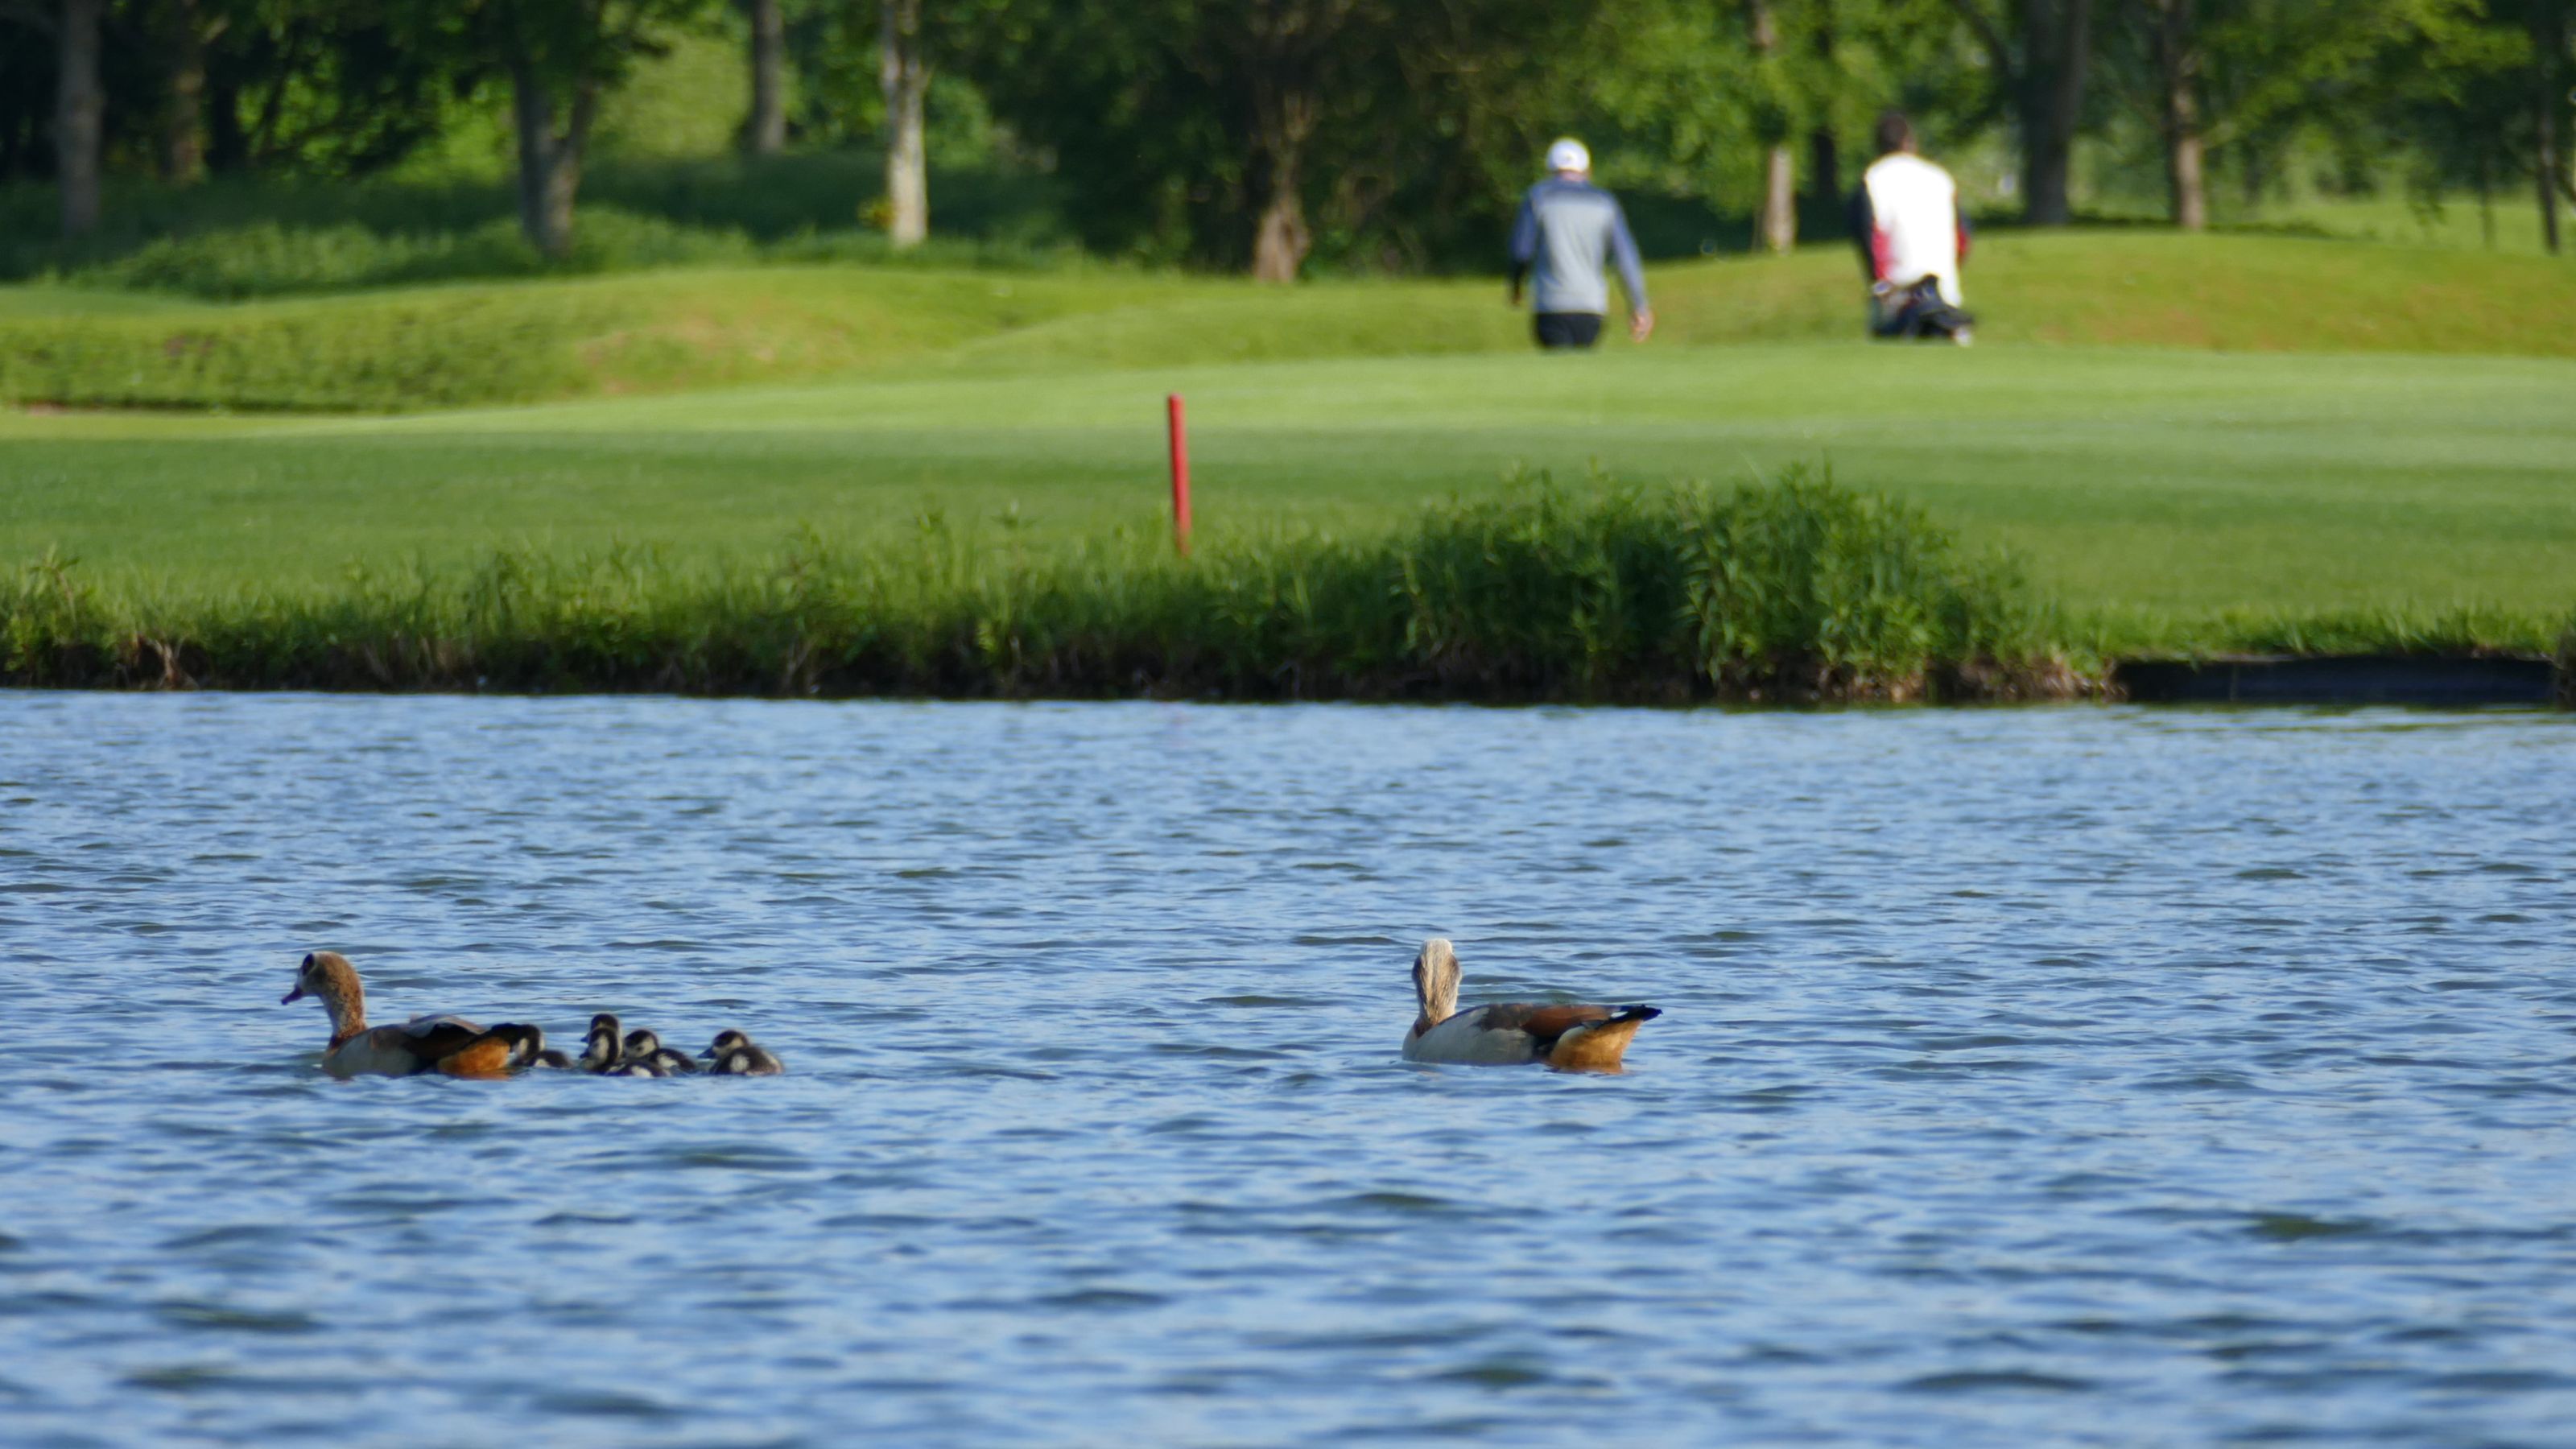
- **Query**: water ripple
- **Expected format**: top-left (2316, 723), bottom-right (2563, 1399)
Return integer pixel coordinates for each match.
top-left (2, 694), bottom-right (2573, 1446)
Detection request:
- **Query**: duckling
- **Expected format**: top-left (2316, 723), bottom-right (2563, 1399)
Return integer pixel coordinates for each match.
top-left (579, 1014), bottom-right (624, 1074)
top-left (699, 1029), bottom-right (785, 1076)
top-left (622, 1028), bottom-right (700, 1075)
top-left (605, 1058), bottom-right (667, 1078)
top-left (487, 1023), bottom-right (573, 1071)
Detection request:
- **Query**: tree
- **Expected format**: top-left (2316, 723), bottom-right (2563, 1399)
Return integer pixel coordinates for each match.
top-left (56, 0), bottom-right (104, 238)
top-left (743, 0), bottom-right (785, 154)
top-left (1748, 0), bottom-right (1796, 250)
top-left (881, 0), bottom-right (927, 247)
top-left (1947, 0), bottom-right (2097, 224)
top-left (156, 0), bottom-right (221, 184)
top-left (960, 0), bottom-right (1597, 279)
top-left (2524, 0), bottom-right (2570, 251)
top-left (399, 0), bottom-right (711, 258)
top-left (187, 2), bottom-right (473, 178)
top-left (2137, 0), bottom-right (2203, 225)
top-left (2103, 0), bottom-right (2462, 231)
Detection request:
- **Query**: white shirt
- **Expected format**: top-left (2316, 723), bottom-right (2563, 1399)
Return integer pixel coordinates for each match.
top-left (1861, 153), bottom-right (1965, 306)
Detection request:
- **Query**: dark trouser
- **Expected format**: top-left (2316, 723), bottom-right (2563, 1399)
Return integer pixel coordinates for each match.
top-left (1534, 312), bottom-right (1604, 349)
top-left (1868, 278), bottom-right (1973, 341)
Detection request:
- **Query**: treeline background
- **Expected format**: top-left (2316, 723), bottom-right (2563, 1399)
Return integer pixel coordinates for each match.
top-left (2, 0), bottom-right (2570, 284)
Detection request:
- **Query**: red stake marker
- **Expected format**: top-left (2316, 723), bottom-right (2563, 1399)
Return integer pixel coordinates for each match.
top-left (1166, 393), bottom-right (1192, 555)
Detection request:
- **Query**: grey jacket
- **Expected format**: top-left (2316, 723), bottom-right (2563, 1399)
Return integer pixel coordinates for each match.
top-left (1509, 178), bottom-right (1647, 316)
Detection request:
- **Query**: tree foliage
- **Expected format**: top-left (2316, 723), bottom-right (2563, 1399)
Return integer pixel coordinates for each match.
top-left (0, 0), bottom-right (2569, 267)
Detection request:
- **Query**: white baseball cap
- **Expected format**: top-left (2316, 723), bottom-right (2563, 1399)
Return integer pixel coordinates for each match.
top-left (1546, 138), bottom-right (1591, 174)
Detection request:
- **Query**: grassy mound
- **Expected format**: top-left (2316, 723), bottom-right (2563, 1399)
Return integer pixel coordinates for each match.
top-left (4, 231), bottom-right (2573, 412)
top-left (0, 152), bottom-right (1071, 286)
top-left (0, 471), bottom-right (2069, 703)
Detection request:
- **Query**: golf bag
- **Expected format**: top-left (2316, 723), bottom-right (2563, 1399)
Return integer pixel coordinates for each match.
top-left (1871, 277), bottom-right (1974, 343)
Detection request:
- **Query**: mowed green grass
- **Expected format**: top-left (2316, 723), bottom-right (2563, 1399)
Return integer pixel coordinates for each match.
top-left (6, 340), bottom-right (2571, 644)
top-left (4, 230), bottom-right (2574, 412)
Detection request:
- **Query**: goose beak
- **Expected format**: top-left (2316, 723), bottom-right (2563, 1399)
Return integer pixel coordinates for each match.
top-left (280, 986), bottom-right (305, 1005)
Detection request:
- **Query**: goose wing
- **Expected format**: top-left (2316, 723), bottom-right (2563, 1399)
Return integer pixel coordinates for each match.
top-left (1404, 1001), bottom-right (1659, 1068)
top-left (386, 1014), bottom-right (522, 1078)
top-left (1406, 1001), bottom-right (1603, 1063)
top-left (1475, 1002), bottom-right (1616, 1048)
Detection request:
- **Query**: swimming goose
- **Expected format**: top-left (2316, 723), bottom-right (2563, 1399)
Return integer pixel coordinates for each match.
top-left (280, 951), bottom-right (529, 1080)
top-left (621, 1028), bottom-right (700, 1075)
top-left (700, 1030), bottom-right (784, 1075)
top-left (1398, 938), bottom-right (1662, 1071)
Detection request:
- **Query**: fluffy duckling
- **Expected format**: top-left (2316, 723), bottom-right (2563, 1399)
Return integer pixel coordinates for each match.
top-left (699, 1029), bottom-right (785, 1075)
top-left (622, 1028), bottom-right (700, 1075)
top-left (493, 1024), bottom-right (573, 1070)
top-left (279, 950), bottom-right (530, 1080)
top-left (1398, 938), bottom-right (1662, 1072)
top-left (579, 1013), bottom-right (625, 1073)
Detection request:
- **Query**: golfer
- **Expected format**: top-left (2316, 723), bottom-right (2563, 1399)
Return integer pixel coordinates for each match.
top-left (1848, 110), bottom-right (1974, 343)
top-left (1509, 138), bottom-right (1653, 349)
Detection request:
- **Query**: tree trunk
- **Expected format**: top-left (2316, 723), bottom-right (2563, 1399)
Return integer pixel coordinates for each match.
top-left (744, 0), bottom-right (785, 155)
top-left (1759, 145), bottom-right (1797, 252)
top-left (1250, 155), bottom-right (1310, 282)
top-left (56, 0), bottom-right (105, 240)
top-left (881, 0), bottom-right (928, 248)
top-left (2541, 115), bottom-right (2563, 258)
top-left (1810, 126), bottom-right (1840, 221)
top-left (2537, 1), bottom-right (2567, 256)
top-left (205, 67), bottom-right (245, 173)
top-left (1748, 0), bottom-right (1794, 252)
top-left (509, 58), bottom-right (598, 260)
top-left (2477, 152), bottom-right (2496, 250)
top-left (1246, 70), bottom-right (1316, 282)
top-left (2015, 0), bottom-right (2094, 226)
top-left (2152, 0), bottom-right (2205, 230)
top-left (1806, 7), bottom-right (1840, 229)
top-left (162, 0), bottom-right (208, 184)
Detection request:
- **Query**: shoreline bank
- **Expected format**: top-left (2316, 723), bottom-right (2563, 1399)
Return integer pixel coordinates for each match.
top-left (10, 477), bottom-right (2565, 709)
top-left (10, 634), bottom-right (2567, 710)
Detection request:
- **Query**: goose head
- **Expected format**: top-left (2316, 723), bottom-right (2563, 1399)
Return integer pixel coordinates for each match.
top-left (282, 951), bottom-right (366, 1036)
top-left (1412, 939), bottom-right (1461, 1026)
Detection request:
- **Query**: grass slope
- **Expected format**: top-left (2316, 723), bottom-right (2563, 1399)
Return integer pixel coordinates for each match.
top-left (5, 342), bottom-right (2570, 654)
top-left (3, 232), bottom-right (2574, 411)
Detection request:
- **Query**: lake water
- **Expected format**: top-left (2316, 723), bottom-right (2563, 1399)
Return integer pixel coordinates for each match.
top-left (3, 693), bottom-right (2572, 1447)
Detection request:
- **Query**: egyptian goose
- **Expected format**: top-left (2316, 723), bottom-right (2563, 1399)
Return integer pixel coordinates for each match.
top-left (280, 950), bottom-right (529, 1080)
top-left (1399, 938), bottom-right (1663, 1071)
top-left (621, 1028), bottom-right (700, 1075)
top-left (700, 1030), bottom-right (785, 1075)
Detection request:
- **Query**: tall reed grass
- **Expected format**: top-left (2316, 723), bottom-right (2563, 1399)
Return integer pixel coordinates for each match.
top-left (0, 471), bottom-right (2080, 704)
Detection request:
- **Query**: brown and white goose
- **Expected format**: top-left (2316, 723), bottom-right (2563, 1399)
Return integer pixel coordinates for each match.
top-left (280, 950), bottom-right (527, 1080)
top-left (1399, 938), bottom-right (1662, 1071)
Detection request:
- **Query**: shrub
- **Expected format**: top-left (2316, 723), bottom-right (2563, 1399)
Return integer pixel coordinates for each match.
top-left (63, 211), bottom-right (759, 300)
